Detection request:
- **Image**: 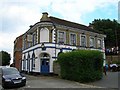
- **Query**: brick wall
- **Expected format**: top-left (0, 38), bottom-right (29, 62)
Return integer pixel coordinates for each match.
top-left (14, 35), bottom-right (23, 71)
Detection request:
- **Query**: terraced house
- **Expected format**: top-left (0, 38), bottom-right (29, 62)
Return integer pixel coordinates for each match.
top-left (21, 12), bottom-right (106, 74)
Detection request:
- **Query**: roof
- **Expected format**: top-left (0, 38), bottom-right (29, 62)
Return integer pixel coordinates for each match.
top-left (28, 12), bottom-right (103, 34)
top-left (49, 16), bottom-right (103, 34)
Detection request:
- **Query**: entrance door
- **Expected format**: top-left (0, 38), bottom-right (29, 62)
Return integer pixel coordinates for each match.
top-left (40, 53), bottom-right (50, 73)
top-left (41, 58), bottom-right (49, 73)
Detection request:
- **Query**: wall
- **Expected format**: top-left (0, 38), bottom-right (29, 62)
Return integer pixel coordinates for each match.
top-left (53, 61), bottom-right (60, 76)
top-left (14, 35), bottom-right (23, 71)
top-left (106, 54), bottom-right (120, 64)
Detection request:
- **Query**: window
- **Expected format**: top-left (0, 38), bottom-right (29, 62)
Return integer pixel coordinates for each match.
top-left (81, 35), bottom-right (86, 47)
top-left (70, 33), bottom-right (76, 45)
top-left (58, 31), bottom-right (65, 44)
top-left (97, 39), bottom-right (102, 48)
top-left (90, 37), bottom-right (95, 48)
top-left (33, 32), bottom-right (37, 45)
top-left (23, 55), bottom-right (26, 70)
top-left (32, 53), bottom-right (35, 70)
top-left (23, 37), bottom-right (27, 49)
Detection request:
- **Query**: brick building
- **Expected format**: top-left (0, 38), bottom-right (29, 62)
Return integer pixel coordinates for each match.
top-left (13, 34), bottom-right (23, 71)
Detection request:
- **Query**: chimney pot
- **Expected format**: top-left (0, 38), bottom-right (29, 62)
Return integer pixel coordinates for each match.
top-left (40, 12), bottom-right (50, 22)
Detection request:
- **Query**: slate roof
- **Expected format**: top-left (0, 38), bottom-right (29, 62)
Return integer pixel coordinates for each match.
top-left (49, 16), bottom-right (103, 34)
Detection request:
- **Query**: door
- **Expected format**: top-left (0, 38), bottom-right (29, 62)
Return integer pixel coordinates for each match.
top-left (41, 58), bottom-right (49, 73)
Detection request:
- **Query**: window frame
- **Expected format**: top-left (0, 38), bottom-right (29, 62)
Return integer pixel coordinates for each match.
top-left (80, 35), bottom-right (86, 47)
top-left (97, 38), bottom-right (102, 49)
top-left (70, 33), bottom-right (77, 46)
top-left (58, 30), bottom-right (66, 44)
top-left (23, 55), bottom-right (26, 70)
top-left (32, 53), bottom-right (35, 70)
top-left (89, 36), bottom-right (95, 48)
top-left (32, 31), bottom-right (37, 46)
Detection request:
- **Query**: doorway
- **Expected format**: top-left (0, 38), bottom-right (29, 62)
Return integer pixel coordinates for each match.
top-left (40, 53), bottom-right (50, 73)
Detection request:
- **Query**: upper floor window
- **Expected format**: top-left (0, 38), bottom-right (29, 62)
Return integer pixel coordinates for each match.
top-left (23, 36), bottom-right (27, 49)
top-left (58, 31), bottom-right (65, 44)
top-left (33, 32), bottom-right (37, 46)
top-left (70, 33), bottom-right (76, 45)
top-left (90, 37), bottom-right (95, 48)
top-left (97, 39), bottom-right (102, 48)
top-left (81, 35), bottom-right (86, 47)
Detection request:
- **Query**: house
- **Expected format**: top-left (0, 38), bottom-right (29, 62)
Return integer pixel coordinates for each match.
top-left (21, 12), bottom-right (106, 74)
top-left (13, 34), bottom-right (23, 71)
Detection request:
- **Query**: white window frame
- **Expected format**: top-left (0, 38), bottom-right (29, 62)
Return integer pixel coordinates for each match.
top-left (80, 35), bottom-right (86, 47)
top-left (97, 38), bottom-right (102, 48)
top-left (70, 33), bottom-right (77, 45)
top-left (32, 53), bottom-right (35, 70)
top-left (23, 55), bottom-right (26, 70)
top-left (89, 36), bottom-right (95, 48)
top-left (58, 31), bottom-right (66, 44)
top-left (33, 32), bottom-right (37, 46)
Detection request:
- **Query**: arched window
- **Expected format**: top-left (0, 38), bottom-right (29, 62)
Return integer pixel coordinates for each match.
top-left (32, 52), bottom-right (35, 70)
top-left (27, 53), bottom-right (30, 70)
top-left (23, 55), bottom-right (26, 70)
top-left (40, 28), bottom-right (49, 43)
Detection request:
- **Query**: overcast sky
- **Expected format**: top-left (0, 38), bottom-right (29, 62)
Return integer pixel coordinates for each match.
top-left (0, 0), bottom-right (119, 63)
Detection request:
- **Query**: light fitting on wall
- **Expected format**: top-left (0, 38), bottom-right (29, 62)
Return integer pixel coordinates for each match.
top-left (95, 35), bottom-right (97, 37)
top-left (82, 32), bottom-right (84, 34)
top-left (41, 43), bottom-right (46, 51)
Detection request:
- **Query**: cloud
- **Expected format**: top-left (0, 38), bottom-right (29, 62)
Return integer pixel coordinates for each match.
top-left (50, 0), bottom-right (119, 23)
top-left (0, 0), bottom-right (119, 63)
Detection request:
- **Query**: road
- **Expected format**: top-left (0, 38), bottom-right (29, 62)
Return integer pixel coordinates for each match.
top-left (0, 72), bottom-right (119, 90)
top-left (86, 72), bottom-right (119, 89)
top-left (24, 74), bottom-right (100, 88)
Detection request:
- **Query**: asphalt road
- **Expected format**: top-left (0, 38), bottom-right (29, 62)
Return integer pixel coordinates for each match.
top-left (24, 74), bottom-right (100, 88)
top-left (0, 72), bottom-right (119, 90)
top-left (86, 72), bottom-right (120, 89)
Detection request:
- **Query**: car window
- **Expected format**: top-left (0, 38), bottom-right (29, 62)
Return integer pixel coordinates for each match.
top-left (3, 68), bottom-right (19, 75)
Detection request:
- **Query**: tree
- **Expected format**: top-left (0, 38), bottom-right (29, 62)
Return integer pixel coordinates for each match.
top-left (0, 51), bottom-right (11, 66)
top-left (89, 19), bottom-right (120, 49)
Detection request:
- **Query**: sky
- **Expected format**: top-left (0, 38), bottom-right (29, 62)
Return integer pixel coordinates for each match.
top-left (0, 0), bottom-right (119, 64)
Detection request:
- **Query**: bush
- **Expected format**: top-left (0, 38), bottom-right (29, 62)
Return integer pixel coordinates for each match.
top-left (58, 50), bottom-right (104, 83)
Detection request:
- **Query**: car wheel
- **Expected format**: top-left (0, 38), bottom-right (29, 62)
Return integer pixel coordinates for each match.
top-left (112, 66), bottom-right (117, 72)
top-left (2, 82), bottom-right (6, 89)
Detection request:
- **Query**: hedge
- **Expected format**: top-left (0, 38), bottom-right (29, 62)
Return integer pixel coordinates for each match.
top-left (58, 50), bottom-right (104, 83)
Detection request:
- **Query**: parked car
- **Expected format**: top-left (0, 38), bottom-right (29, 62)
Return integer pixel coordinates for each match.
top-left (0, 66), bottom-right (26, 89)
top-left (110, 64), bottom-right (118, 72)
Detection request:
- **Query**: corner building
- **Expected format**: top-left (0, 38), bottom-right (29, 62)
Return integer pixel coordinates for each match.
top-left (21, 12), bottom-right (106, 74)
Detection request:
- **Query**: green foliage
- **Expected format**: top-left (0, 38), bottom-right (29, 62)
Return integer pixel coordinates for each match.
top-left (89, 19), bottom-right (120, 48)
top-left (58, 50), bottom-right (103, 83)
top-left (0, 51), bottom-right (11, 66)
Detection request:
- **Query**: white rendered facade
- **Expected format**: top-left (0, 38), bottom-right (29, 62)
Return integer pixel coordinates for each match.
top-left (21, 13), bottom-right (106, 74)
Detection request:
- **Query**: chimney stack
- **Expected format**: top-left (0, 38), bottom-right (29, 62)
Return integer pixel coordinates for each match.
top-left (40, 12), bottom-right (50, 22)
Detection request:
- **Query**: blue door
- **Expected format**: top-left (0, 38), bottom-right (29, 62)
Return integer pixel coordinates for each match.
top-left (41, 59), bottom-right (49, 73)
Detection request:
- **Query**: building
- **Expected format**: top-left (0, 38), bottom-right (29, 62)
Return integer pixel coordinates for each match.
top-left (13, 34), bottom-right (23, 71)
top-left (21, 12), bottom-right (106, 74)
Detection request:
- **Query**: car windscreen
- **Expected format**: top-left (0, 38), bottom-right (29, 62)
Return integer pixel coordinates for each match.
top-left (3, 68), bottom-right (19, 75)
